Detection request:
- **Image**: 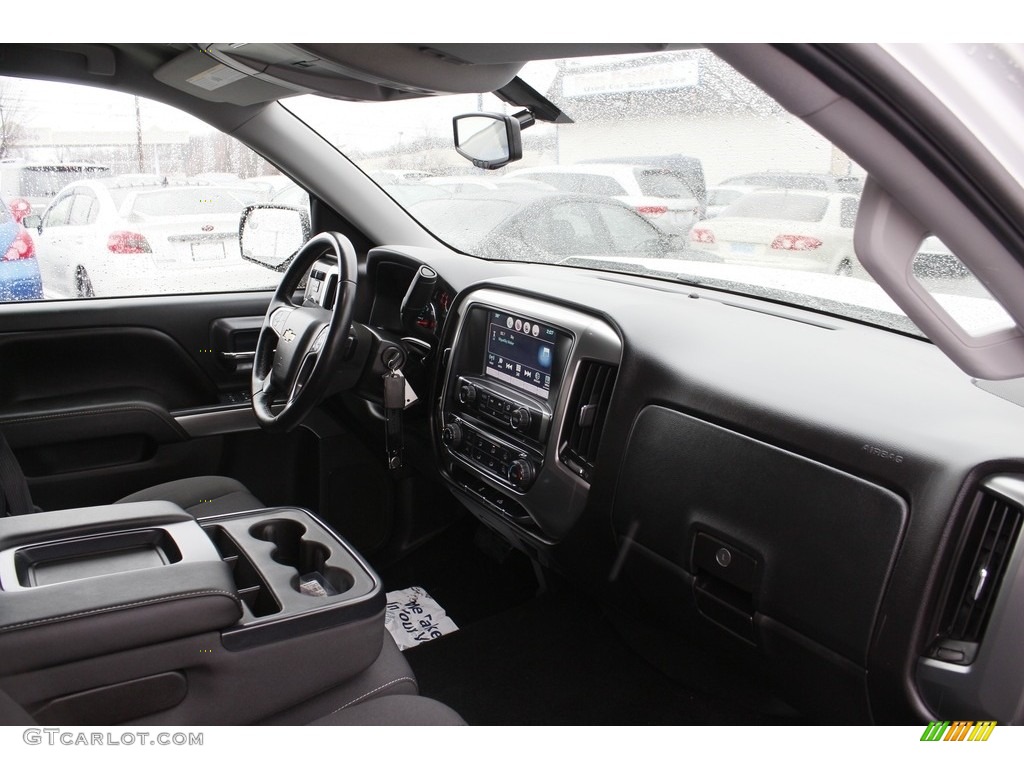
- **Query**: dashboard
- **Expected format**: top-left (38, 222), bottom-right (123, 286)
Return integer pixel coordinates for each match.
top-left (437, 291), bottom-right (620, 542)
top-left (361, 244), bottom-right (1024, 725)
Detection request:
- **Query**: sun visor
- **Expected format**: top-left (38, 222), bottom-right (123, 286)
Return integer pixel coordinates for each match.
top-left (154, 49), bottom-right (302, 106)
top-left (157, 44), bottom-right (527, 106)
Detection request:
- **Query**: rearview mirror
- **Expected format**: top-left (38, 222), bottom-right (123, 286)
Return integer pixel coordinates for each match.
top-left (240, 204), bottom-right (310, 271)
top-left (453, 111), bottom-right (533, 171)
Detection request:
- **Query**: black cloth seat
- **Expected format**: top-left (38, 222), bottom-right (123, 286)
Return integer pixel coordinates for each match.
top-left (0, 687), bottom-right (465, 726)
top-left (310, 695), bottom-right (466, 726)
top-left (115, 475), bottom-right (264, 518)
top-left (1, 430), bottom-right (262, 518)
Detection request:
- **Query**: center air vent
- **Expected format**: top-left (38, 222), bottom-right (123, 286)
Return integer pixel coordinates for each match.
top-left (932, 485), bottom-right (1023, 663)
top-left (560, 361), bottom-right (617, 483)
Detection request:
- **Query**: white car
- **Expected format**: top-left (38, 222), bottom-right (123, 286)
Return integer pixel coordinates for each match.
top-left (29, 178), bottom-right (279, 297)
top-left (422, 175), bottom-right (502, 193)
top-left (367, 169), bottom-right (435, 185)
top-left (689, 189), bottom-right (860, 275)
top-left (705, 185), bottom-right (750, 218)
top-left (504, 163), bottom-right (700, 235)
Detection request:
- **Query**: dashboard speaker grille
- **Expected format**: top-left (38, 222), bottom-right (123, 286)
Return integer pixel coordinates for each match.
top-left (941, 488), bottom-right (1023, 644)
top-left (561, 361), bottom-right (617, 482)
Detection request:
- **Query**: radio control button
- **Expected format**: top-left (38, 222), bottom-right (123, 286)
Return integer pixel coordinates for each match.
top-left (458, 383), bottom-right (477, 405)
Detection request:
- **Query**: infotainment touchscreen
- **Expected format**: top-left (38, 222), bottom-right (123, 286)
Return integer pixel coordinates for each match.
top-left (484, 311), bottom-right (564, 400)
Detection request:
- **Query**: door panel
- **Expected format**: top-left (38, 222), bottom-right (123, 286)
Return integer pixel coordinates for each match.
top-left (0, 292), bottom-right (281, 511)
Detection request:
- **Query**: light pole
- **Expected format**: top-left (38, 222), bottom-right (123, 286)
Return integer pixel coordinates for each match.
top-left (134, 96), bottom-right (144, 173)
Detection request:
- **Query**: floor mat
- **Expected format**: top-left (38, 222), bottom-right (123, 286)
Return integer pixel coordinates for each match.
top-left (404, 588), bottom-right (803, 725)
top-left (378, 517), bottom-right (539, 627)
top-left (385, 586), bottom-right (459, 650)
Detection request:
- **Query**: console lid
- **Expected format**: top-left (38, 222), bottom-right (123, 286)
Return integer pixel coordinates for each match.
top-left (0, 502), bottom-right (242, 674)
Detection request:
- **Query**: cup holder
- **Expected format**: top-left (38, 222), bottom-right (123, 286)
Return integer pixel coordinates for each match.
top-left (249, 518), bottom-right (353, 597)
top-left (250, 519), bottom-right (307, 567)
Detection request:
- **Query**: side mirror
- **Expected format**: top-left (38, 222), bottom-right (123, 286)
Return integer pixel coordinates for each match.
top-left (453, 110), bottom-right (534, 171)
top-left (22, 214), bottom-right (42, 232)
top-left (240, 204), bottom-right (311, 271)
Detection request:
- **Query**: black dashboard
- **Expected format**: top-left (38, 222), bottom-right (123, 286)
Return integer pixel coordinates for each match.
top-left (360, 244), bottom-right (1024, 725)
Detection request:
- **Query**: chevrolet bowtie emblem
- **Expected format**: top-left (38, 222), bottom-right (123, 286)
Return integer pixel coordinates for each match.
top-left (282, 329), bottom-right (296, 342)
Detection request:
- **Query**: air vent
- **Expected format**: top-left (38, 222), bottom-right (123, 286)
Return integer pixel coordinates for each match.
top-left (560, 361), bottom-right (617, 483)
top-left (936, 487), bottom-right (1022, 658)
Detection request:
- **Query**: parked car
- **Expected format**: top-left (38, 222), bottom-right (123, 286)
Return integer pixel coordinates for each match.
top-left (719, 171), bottom-right (865, 194)
top-left (274, 179), bottom-right (449, 211)
top-left (0, 192), bottom-right (42, 301)
top-left (1, 43), bottom-right (1024, 740)
top-left (689, 189), bottom-right (861, 275)
top-left (385, 183), bottom-right (451, 207)
top-left (409, 189), bottom-right (697, 262)
top-left (589, 153), bottom-right (707, 219)
top-left (242, 174), bottom-right (294, 201)
top-left (423, 176), bottom-right (502, 193)
top-left (6, 196), bottom-right (32, 224)
top-left (26, 178), bottom-right (278, 297)
top-left (368, 169), bottom-right (435, 185)
top-left (0, 162), bottom-right (112, 213)
top-left (705, 185), bottom-right (750, 218)
top-left (504, 163), bottom-right (701, 235)
top-left (421, 176), bottom-right (558, 194)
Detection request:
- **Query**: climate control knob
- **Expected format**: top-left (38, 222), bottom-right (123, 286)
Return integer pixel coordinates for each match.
top-left (441, 423), bottom-right (463, 449)
top-left (506, 459), bottom-right (535, 489)
top-left (510, 407), bottom-right (532, 432)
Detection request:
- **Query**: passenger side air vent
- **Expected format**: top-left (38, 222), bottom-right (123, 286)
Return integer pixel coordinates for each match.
top-left (932, 486), bottom-right (1023, 664)
top-left (560, 361), bottom-right (617, 483)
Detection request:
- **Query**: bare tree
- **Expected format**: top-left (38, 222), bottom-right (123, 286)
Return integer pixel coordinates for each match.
top-left (0, 79), bottom-right (30, 160)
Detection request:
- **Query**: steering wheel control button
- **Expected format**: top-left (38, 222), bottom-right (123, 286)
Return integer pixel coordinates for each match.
top-left (270, 307), bottom-right (292, 335)
top-left (311, 327), bottom-right (328, 354)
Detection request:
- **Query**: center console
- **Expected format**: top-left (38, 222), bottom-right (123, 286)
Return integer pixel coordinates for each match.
top-left (0, 501), bottom-right (387, 724)
top-left (437, 288), bottom-right (622, 543)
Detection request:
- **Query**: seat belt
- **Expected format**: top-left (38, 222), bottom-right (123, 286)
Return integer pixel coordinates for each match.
top-left (0, 431), bottom-right (35, 516)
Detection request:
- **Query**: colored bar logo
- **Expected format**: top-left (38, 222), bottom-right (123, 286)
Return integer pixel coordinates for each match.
top-left (921, 721), bottom-right (997, 741)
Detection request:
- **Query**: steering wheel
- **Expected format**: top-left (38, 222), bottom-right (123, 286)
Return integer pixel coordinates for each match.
top-left (251, 231), bottom-right (358, 433)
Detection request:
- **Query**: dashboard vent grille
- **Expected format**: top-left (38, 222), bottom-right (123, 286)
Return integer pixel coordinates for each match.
top-left (941, 488), bottom-right (1023, 644)
top-left (561, 361), bottom-right (617, 483)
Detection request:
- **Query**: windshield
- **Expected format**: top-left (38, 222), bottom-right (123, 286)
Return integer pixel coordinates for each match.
top-left (285, 48), bottom-right (1008, 335)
